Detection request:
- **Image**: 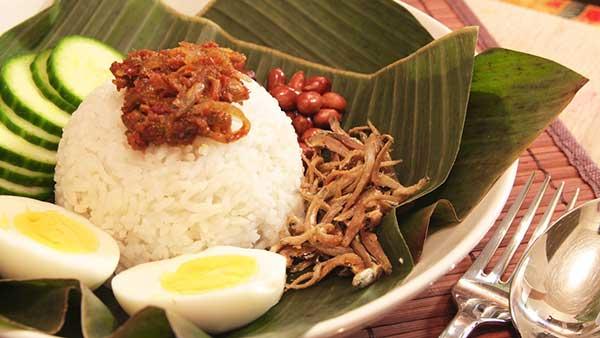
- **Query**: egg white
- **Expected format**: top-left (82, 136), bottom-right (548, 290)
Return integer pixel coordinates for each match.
top-left (111, 246), bottom-right (286, 334)
top-left (0, 195), bottom-right (120, 289)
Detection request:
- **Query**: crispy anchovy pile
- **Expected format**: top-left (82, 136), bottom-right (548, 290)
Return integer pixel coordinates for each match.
top-left (272, 120), bottom-right (428, 289)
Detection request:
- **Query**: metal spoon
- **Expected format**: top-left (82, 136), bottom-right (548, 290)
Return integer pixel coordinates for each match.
top-left (510, 198), bottom-right (600, 337)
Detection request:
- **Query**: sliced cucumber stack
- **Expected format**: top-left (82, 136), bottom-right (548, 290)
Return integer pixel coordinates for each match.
top-left (0, 54), bottom-right (70, 136)
top-left (48, 35), bottom-right (123, 106)
top-left (0, 121), bottom-right (55, 172)
top-left (0, 95), bottom-right (60, 150)
top-left (31, 49), bottom-right (77, 113)
top-left (0, 176), bottom-right (52, 200)
top-left (0, 160), bottom-right (53, 186)
top-left (0, 35), bottom-right (121, 201)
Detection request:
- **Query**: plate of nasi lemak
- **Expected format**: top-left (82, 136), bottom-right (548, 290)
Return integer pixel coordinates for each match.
top-left (0, 0), bottom-right (586, 337)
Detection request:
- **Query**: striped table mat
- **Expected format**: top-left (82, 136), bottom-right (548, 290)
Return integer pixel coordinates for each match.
top-left (347, 1), bottom-right (600, 337)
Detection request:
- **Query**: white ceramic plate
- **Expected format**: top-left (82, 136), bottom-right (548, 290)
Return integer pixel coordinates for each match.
top-left (0, 1), bottom-right (517, 337)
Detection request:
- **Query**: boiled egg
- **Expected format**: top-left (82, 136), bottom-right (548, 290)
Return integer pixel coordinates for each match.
top-left (0, 196), bottom-right (119, 289)
top-left (111, 246), bottom-right (286, 333)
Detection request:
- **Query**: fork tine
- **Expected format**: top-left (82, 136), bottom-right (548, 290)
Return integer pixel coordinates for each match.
top-left (487, 175), bottom-right (550, 282)
top-left (526, 181), bottom-right (564, 251)
top-left (566, 187), bottom-right (579, 211)
top-left (464, 172), bottom-right (536, 278)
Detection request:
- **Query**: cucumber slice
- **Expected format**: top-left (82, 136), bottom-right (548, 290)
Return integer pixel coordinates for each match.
top-left (0, 120), bottom-right (55, 173)
top-left (0, 95), bottom-right (60, 150)
top-left (31, 49), bottom-right (77, 113)
top-left (0, 160), bottom-right (53, 186)
top-left (0, 54), bottom-right (69, 136)
top-left (48, 35), bottom-right (122, 106)
top-left (0, 177), bottom-right (52, 200)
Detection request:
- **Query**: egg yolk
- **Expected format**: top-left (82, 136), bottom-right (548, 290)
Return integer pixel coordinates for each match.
top-left (0, 214), bottom-right (8, 229)
top-left (161, 255), bottom-right (258, 294)
top-left (14, 211), bottom-right (99, 253)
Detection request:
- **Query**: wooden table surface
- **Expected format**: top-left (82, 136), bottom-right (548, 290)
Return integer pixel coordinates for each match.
top-left (346, 1), bottom-right (599, 337)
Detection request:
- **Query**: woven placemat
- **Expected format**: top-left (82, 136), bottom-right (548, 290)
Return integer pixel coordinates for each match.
top-left (346, 1), bottom-right (599, 337)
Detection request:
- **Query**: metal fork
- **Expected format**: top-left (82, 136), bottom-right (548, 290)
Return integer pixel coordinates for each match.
top-left (439, 173), bottom-right (579, 338)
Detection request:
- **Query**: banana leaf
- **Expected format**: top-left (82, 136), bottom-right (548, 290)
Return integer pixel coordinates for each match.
top-left (0, 279), bottom-right (115, 338)
top-left (0, 0), bottom-right (587, 337)
top-left (421, 48), bottom-right (588, 221)
top-left (199, 0), bottom-right (434, 72)
top-left (109, 307), bottom-right (211, 338)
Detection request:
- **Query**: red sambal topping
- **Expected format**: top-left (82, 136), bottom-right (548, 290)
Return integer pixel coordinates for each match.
top-left (110, 41), bottom-right (251, 150)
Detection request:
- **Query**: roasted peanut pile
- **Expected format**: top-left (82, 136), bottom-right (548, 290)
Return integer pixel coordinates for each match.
top-left (272, 120), bottom-right (428, 289)
top-left (266, 68), bottom-right (347, 155)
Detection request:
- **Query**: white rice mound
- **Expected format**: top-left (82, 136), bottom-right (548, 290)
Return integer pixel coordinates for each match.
top-left (55, 80), bottom-right (304, 269)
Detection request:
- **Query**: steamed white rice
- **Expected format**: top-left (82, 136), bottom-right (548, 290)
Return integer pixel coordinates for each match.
top-left (55, 80), bottom-right (304, 268)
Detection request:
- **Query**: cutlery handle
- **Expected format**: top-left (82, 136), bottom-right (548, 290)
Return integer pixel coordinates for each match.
top-left (438, 311), bottom-right (480, 338)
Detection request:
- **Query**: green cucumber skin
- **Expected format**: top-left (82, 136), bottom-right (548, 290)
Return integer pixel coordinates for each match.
top-left (0, 165), bottom-right (53, 186)
top-left (0, 106), bottom-right (59, 151)
top-left (0, 186), bottom-right (52, 201)
top-left (0, 143), bottom-right (55, 173)
top-left (48, 35), bottom-right (123, 106)
top-left (0, 55), bottom-right (64, 136)
top-left (31, 50), bottom-right (77, 113)
top-left (47, 55), bottom-right (82, 106)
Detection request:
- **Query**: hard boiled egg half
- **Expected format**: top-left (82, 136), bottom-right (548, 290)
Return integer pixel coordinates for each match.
top-left (0, 195), bottom-right (119, 289)
top-left (112, 246), bottom-right (286, 334)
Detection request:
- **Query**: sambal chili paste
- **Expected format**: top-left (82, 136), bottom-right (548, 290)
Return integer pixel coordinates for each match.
top-left (110, 41), bottom-right (250, 150)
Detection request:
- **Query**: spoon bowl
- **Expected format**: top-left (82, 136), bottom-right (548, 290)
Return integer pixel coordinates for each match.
top-left (510, 198), bottom-right (600, 337)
